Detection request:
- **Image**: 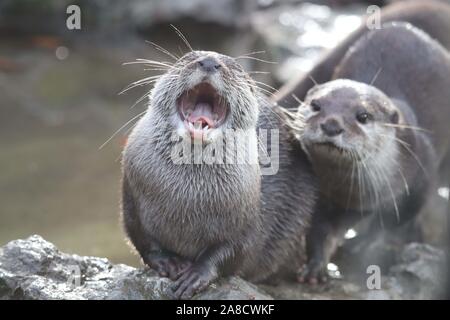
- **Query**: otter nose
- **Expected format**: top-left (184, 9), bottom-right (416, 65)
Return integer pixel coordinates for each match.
top-left (197, 57), bottom-right (221, 73)
top-left (320, 118), bottom-right (343, 137)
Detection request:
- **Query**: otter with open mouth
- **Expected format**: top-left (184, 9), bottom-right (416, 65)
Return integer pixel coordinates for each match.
top-left (295, 24), bottom-right (450, 284)
top-left (121, 50), bottom-right (316, 298)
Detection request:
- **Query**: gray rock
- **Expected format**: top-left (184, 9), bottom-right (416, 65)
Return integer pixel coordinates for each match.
top-left (0, 235), bottom-right (271, 300)
top-left (0, 235), bottom-right (445, 300)
top-left (263, 242), bottom-right (446, 300)
top-left (387, 243), bottom-right (446, 299)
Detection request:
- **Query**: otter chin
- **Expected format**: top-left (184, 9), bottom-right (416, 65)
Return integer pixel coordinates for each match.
top-left (310, 141), bottom-right (353, 158)
top-left (177, 82), bottom-right (229, 142)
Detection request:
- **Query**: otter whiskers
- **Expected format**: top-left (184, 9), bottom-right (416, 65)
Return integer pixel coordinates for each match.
top-left (123, 58), bottom-right (177, 70)
top-left (377, 132), bottom-right (429, 176)
top-left (170, 24), bottom-right (193, 52)
top-left (380, 122), bottom-right (431, 133)
top-left (234, 55), bottom-right (277, 65)
top-left (99, 110), bottom-right (147, 150)
top-left (145, 40), bottom-right (180, 61)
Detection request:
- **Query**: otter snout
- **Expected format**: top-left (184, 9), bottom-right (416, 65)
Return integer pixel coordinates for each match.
top-left (320, 118), bottom-right (344, 137)
top-left (197, 57), bottom-right (221, 73)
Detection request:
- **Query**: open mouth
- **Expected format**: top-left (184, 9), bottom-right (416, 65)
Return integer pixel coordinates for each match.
top-left (177, 82), bottom-right (229, 141)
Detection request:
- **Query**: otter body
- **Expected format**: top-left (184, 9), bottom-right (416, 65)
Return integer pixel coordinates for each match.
top-left (122, 51), bottom-right (316, 298)
top-left (297, 24), bottom-right (450, 282)
top-left (249, 100), bottom-right (317, 282)
top-left (275, 0), bottom-right (450, 108)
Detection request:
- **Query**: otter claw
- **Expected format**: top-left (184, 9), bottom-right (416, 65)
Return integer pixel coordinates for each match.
top-left (171, 265), bottom-right (217, 299)
top-left (297, 262), bottom-right (329, 285)
top-left (145, 254), bottom-right (192, 281)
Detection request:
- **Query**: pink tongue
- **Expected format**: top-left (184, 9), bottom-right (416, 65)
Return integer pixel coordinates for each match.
top-left (187, 102), bottom-right (214, 126)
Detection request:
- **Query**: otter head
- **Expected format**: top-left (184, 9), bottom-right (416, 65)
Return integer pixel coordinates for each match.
top-left (301, 79), bottom-right (401, 163)
top-left (149, 51), bottom-right (259, 143)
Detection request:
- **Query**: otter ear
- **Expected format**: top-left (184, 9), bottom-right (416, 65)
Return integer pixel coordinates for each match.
top-left (390, 111), bottom-right (399, 124)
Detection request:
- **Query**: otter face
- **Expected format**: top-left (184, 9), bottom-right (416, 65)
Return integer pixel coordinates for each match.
top-left (150, 51), bottom-right (259, 143)
top-left (301, 79), bottom-right (400, 161)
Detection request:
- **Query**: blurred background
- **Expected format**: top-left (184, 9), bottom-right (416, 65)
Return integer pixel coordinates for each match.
top-left (0, 0), bottom-right (447, 272)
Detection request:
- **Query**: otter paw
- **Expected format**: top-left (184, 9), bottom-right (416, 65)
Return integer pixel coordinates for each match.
top-left (170, 265), bottom-right (218, 300)
top-left (297, 261), bottom-right (329, 285)
top-left (146, 254), bottom-right (192, 280)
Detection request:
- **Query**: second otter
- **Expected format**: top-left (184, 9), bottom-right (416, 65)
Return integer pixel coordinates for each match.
top-left (296, 24), bottom-right (450, 283)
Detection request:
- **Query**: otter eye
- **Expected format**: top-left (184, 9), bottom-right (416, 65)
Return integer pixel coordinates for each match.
top-left (356, 112), bottom-right (371, 124)
top-left (310, 101), bottom-right (321, 112)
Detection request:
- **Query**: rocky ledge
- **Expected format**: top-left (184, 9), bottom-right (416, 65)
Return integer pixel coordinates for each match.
top-left (0, 235), bottom-right (445, 300)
